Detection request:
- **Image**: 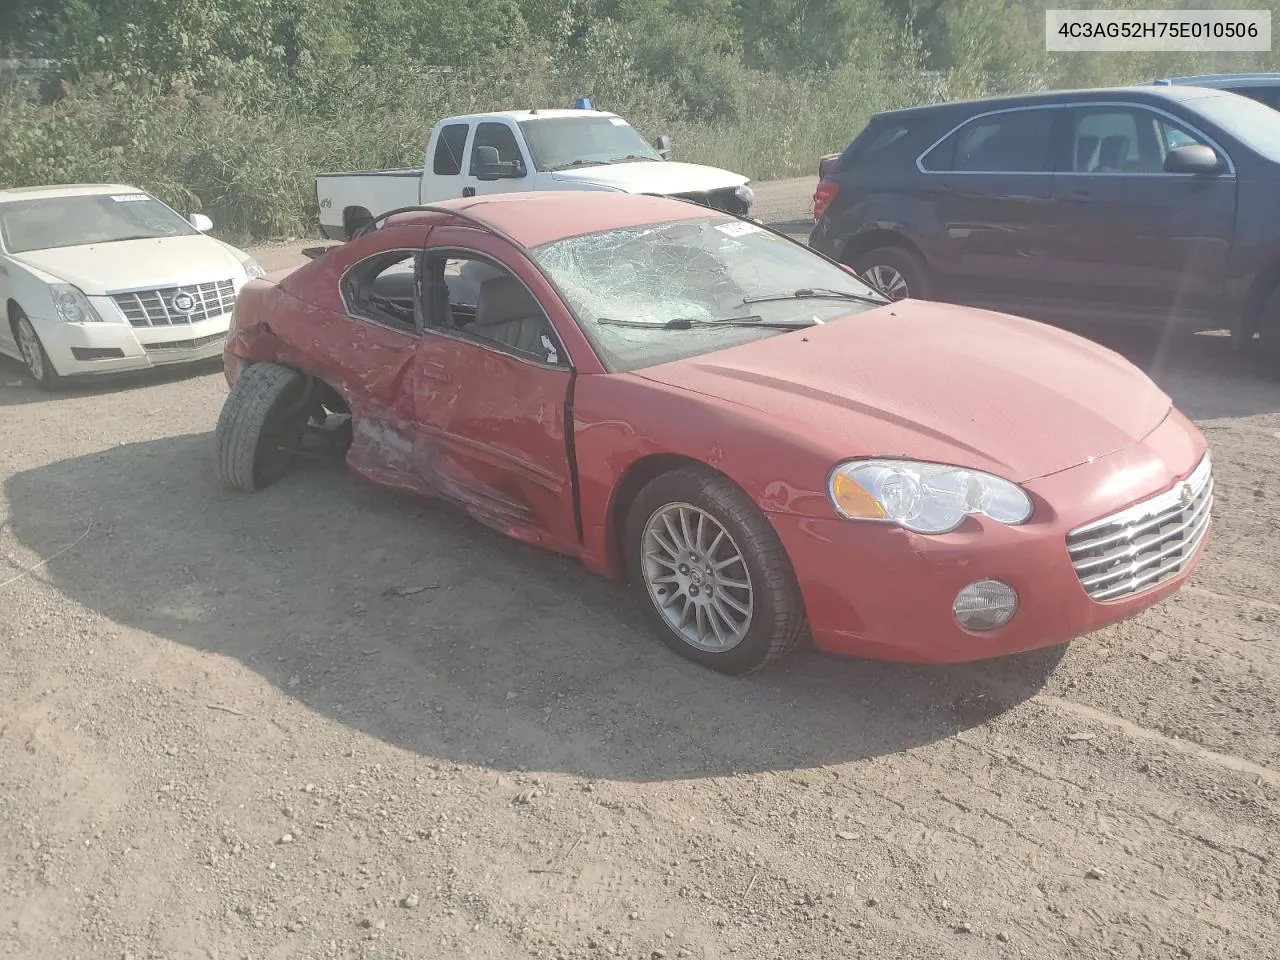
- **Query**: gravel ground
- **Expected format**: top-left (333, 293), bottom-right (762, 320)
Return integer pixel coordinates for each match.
top-left (2, 177), bottom-right (1279, 960)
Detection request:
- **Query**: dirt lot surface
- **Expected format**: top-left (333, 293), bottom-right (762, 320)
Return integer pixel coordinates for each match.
top-left (2, 177), bottom-right (1279, 960)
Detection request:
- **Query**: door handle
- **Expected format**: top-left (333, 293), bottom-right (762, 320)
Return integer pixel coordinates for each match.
top-left (1070, 189), bottom-right (1094, 201)
top-left (462, 187), bottom-right (475, 198)
top-left (419, 361), bottom-right (452, 383)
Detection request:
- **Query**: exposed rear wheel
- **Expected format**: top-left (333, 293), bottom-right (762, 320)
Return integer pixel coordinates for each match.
top-left (215, 361), bottom-right (312, 491)
top-left (625, 465), bottom-right (808, 674)
top-left (849, 246), bottom-right (930, 301)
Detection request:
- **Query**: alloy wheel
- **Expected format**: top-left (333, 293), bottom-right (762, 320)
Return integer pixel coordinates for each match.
top-left (17, 318), bottom-right (45, 382)
top-left (862, 264), bottom-right (910, 301)
top-left (640, 502), bottom-right (754, 652)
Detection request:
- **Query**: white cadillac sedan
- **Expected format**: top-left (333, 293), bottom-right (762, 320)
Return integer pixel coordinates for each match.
top-left (0, 183), bottom-right (265, 389)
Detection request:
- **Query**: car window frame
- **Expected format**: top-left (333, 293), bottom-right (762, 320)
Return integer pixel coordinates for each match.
top-left (468, 121), bottom-right (527, 176)
top-left (433, 123), bottom-right (471, 176)
top-left (1056, 102), bottom-right (1236, 177)
top-left (915, 99), bottom-right (1237, 178)
top-left (338, 247), bottom-right (424, 336)
top-left (420, 245), bottom-right (573, 371)
top-left (916, 104), bottom-right (1066, 175)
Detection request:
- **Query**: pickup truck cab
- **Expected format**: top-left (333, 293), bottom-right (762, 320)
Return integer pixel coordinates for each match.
top-left (316, 106), bottom-right (755, 239)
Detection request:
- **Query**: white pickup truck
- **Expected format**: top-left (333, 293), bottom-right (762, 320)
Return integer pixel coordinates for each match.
top-left (315, 106), bottom-right (755, 239)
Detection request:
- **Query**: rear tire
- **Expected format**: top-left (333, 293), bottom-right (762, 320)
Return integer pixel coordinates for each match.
top-left (624, 465), bottom-right (808, 675)
top-left (215, 361), bottom-right (311, 491)
top-left (849, 246), bottom-right (930, 301)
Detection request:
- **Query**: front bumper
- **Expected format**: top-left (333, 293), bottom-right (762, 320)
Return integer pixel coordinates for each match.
top-left (769, 410), bottom-right (1210, 664)
top-left (39, 299), bottom-right (232, 378)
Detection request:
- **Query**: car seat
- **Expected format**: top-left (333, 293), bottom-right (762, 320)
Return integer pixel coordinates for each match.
top-left (473, 274), bottom-right (551, 356)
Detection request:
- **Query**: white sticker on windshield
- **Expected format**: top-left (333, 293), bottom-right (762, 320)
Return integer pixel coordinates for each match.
top-left (110, 194), bottom-right (150, 202)
top-left (608, 117), bottom-right (629, 126)
top-left (715, 221), bottom-right (763, 237)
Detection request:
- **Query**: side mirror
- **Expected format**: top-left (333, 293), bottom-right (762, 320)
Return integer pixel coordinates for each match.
top-left (1164, 144), bottom-right (1224, 174)
top-left (473, 145), bottom-right (502, 181)
top-left (473, 144), bottom-right (525, 181)
top-left (656, 134), bottom-right (673, 160)
top-left (190, 213), bottom-right (214, 232)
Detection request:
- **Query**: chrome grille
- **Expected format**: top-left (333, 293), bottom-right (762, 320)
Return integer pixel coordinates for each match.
top-left (111, 279), bottom-right (237, 327)
top-left (1067, 453), bottom-right (1213, 602)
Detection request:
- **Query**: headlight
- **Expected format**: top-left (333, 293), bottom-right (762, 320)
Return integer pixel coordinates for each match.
top-left (828, 459), bottom-right (1033, 535)
top-left (734, 183), bottom-right (754, 205)
top-left (240, 256), bottom-right (266, 280)
top-left (49, 284), bottom-right (103, 323)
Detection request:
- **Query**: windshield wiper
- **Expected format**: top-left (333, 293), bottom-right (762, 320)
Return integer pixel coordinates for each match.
top-left (549, 158), bottom-right (612, 171)
top-left (742, 287), bottom-right (887, 307)
top-left (596, 314), bottom-right (815, 330)
top-left (603, 154), bottom-right (655, 164)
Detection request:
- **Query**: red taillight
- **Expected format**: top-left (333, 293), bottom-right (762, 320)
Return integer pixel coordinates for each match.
top-left (813, 179), bottom-right (839, 222)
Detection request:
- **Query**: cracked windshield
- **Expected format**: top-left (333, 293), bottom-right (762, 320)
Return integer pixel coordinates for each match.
top-left (531, 215), bottom-right (884, 370)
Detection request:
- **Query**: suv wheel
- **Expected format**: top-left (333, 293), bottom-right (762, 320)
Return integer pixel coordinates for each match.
top-left (850, 247), bottom-right (930, 301)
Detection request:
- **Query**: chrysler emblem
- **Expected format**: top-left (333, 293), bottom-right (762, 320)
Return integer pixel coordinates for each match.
top-left (1179, 484), bottom-right (1194, 506)
top-left (171, 290), bottom-right (197, 314)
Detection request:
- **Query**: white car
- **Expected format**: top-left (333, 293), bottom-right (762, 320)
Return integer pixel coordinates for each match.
top-left (0, 183), bottom-right (265, 389)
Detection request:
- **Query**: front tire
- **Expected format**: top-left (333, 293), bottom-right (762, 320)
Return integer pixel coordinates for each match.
top-left (625, 466), bottom-right (808, 674)
top-left (14, 311), bottom-right (62, 391)
top-left (215, 361), bottom-right (311, 491)
top-left (849, 246), bottom-right (930, 302)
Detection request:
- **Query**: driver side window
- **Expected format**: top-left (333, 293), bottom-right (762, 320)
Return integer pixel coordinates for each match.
top-left (425, 253), bottom-right (566, 366)
top-left (340, 249), bottom-right (420, 333)
top-left (469, 122), bottom-right (524, 175)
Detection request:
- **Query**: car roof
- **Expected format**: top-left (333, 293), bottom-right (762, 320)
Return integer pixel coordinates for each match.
top-left (439, 108), bottom-right (621, 124)
top-left (869, 83), bottom-right (1234, 121)
top-left (0, 183), bottom-right (147, 203)
top-left (1149, 72), bottom-right (1280, 89)
top-left (385, 191), bottom-right (717, 248)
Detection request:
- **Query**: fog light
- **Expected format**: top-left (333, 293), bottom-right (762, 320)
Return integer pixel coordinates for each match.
top-left (953, 579), bottom-right (1018, 631)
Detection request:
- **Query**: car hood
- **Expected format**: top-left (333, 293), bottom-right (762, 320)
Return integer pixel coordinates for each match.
top-left (12, 235), bottom-right (248, 294)
top-left (550, 160), bottom-right (749, 195)
top-left (635, 300), bottom-right (1173, 483)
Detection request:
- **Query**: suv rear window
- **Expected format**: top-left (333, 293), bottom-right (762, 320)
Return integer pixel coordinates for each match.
top-left (921, 108), bottom-right (1058, 173)
top-left (839, 123), bottom-right (912, 169)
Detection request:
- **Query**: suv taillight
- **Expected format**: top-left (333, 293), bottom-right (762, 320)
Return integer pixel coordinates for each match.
top-left (813, 179), bottom-right (839, 222)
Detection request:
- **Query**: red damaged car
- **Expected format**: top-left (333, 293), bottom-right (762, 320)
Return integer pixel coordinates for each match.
top-left (216, 192), bottom-right (1212, 674)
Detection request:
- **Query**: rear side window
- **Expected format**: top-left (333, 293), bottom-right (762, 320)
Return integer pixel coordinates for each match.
top-left (433, 123), bottom-right (469, 176)
top-left (840, 123), bottom-right (912, 169)
top-left (921, 108), bottom-right (1058, 173)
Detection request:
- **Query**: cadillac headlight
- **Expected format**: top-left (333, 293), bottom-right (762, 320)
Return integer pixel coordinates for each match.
top-left (734, 183), bottom-right (754, 206)
top-left (828, 459), bottom-right (1033, 535)
top-left (49, 284), bottom-right (103, 323)
top-left (241, 255), bottom-right (266, 280)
